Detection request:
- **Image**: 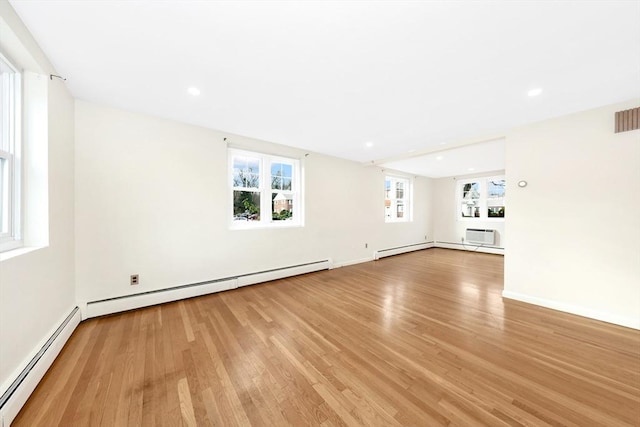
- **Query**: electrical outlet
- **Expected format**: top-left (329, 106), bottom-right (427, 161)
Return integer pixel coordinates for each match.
top-left (130, 274), bottom-right (139, 286)
top-left (365, 243), bottom-right (368, 248)
top-left (461, 237), bottom-right (465, 242)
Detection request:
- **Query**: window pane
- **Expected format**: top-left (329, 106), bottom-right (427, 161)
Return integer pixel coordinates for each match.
top-left (462, 182), bottom-right (480, 199)
top-left (488, 206), bottom-right (505, 217)
top-left (487, 179), bottom-right (505, 198)
top-left (272, 192), bottom-right (293, 221)
top-left (396, 201), bottom-right (404, 218)
top-left (271, 162), bottom-right (293, 190)
top-left (233, 190), bottom-right (260, 221)
top-left (0, 157), bottom-right (5, 232)
top-left (1, 59), bottom-right (17, 153)
top-left (487, 179), bottom-right (505, 218)
top-left (233, 156), bottom-right (260, 189)
top-left (396, 181), bottom-right (404, 199)
top-left (460, 182), bottom-right (480, 218)
top-left (0, 73), bottom-right (4, 152)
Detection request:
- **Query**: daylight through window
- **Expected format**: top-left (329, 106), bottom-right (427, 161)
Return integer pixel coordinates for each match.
top-left (0, 52), bottom-right (21, 251)
top-left (230, 149), bottom-right (301, 228)
top-left (385, 176), bottom-right (411, 222)
top-left (458, 176), bottom-right (505, 220)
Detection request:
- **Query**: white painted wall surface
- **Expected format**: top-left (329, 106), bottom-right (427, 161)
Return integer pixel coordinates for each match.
top-left (0, 2), bottom-right (76, 396)
top-left (432, 170), bottom-right (506, 249)
top-left (74, 101), bottom-right (432, 306)
top-left (504, 99), bottom-right (640, 329)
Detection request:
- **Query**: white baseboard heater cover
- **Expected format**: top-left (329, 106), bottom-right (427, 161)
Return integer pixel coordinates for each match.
top-left (374, 242), bottom-right (432, 260)
top-left (237, 260), bottom-right (332, 287)
top-left (86, 278), bottom-right (238, 318)
top-left (0, 307), bottom-right (81, 427)
top-left (85, 259), bottom-right (332, 318)
top-left (465, 228), bottom-right (495, 245)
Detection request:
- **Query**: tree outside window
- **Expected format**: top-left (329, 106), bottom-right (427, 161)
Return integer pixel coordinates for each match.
top-left (230, 149), bottom-right (301, 228)
top-left (458, 176), bottom-right (505, 220)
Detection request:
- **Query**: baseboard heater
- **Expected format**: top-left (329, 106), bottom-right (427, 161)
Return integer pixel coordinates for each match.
top-left (85, 259), bottom-right (331, 318)
top-left (465, 229), bottom-right (495, 245)
top-left (374, 242), bottom-right (432, 260)
top-left (237, 260), bottom-right (331, 287)
top-left (0, 307), bottom-right (81, 427)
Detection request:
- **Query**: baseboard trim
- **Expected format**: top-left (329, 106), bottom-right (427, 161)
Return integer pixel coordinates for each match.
top-left (332, 256), bottom-right (376, 268)
top-left (374, 242), bottom-right (434, 260)
top-left (434, 241), bottom-right (504, 255)
top-left (502, 290), bottom-right (640, 330)
top-left (85, 279), bottom-right (238, 318)
top-left (0, 307), bottom-right (81, 426)
top-left (84, 260), bottom-right (332, 319)
top-left (237, 260), bottom-right (331, 287)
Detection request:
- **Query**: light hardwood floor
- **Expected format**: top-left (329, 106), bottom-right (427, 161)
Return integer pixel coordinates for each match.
top-left (13, 249), bottom-right (640, 426)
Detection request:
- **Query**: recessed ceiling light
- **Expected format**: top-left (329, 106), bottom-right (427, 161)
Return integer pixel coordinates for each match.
top-left (408, 149), bottom-right (416, 153)
top-left (436, 155), bottom-right (444, 161)
top-left (365, 141), bottom-right (374, 148)
top-left (188, 87), bottom-right (201, 96)
top-left (439, 142), bottom-right (447, 146)
top-left (527, 88), bottom-right (542, 97)
top-left (467, 167), bottom-right (475, 171)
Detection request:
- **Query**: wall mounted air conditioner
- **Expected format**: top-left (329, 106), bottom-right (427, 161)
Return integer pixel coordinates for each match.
top-left (465, 228), bottom-right (495, 245)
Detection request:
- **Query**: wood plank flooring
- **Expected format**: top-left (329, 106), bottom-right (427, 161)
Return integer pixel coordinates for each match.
top-left (13, 249), bottom-right (640, 426)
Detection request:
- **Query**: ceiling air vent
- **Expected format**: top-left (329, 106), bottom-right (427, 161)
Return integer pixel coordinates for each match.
top-left (614, 107), bottom-right (639, 133)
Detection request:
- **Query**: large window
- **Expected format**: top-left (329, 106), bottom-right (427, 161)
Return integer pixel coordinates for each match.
top-left (385, 176), bottom-right (411, 222)
top-left (458, 175), bottom-right (505, 220)
top-left (0, 53), bottom-right (21, 251)
top-left (230, 149), bottom-right (302, 228)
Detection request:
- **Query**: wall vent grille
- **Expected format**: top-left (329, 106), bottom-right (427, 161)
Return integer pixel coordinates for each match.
top-left (615, 107), bottom-right (639, 133)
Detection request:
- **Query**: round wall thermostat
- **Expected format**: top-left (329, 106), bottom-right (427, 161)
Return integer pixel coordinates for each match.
top-left (517, 180), bottom-right (528, 188)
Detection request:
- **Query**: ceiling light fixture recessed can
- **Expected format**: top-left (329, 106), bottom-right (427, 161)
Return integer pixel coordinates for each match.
top-left (188, 87), bottom-right (201, 96)
top-left (436, 155), bottom-right (444, 161)
top-left (365, 141), bottom-right (374, 148)
top-left (527, 88), bottom-right (542, 97)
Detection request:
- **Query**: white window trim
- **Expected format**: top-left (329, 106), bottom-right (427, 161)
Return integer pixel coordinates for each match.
top-left (384, 175), bottom-right (412, 223)
top-left (0, 52), bottom-right (22, 252)
top-left (228, 148), bottom-right (303, 229)
top-left (456, 175), bottom-right (505, 222)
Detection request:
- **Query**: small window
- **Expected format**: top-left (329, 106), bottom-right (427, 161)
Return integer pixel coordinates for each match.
top-left (230, 149), bottom-right (302, 227)
top-left (457, 175), bottom-right (505, 221)
top-left (385, 176), bottom-right (411, 222)
top-left (460, 181), bottom-right (481, 218)
top-left (487, 178), bottom-right (505, 218)
top-left (0, 53), bottom-right (21, 251)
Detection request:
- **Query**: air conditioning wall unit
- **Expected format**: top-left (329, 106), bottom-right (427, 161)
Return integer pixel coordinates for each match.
top-left (465, 228), bottom-right (495, 245)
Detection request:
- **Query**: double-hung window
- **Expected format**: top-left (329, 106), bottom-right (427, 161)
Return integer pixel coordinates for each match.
top-left (385, 176), bottom-right (411, 222)
top-left (0, 52), bottom-right (21, 251)
top-left (458, 175), bottom-right (505, 220)
top-left (230, 149), bottom-right (302, 228)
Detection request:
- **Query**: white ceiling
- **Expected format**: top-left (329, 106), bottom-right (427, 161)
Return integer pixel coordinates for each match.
top-left (382, 138), bottom-right (505, 178)
top-left (8, 0), bottom-right (640, 177)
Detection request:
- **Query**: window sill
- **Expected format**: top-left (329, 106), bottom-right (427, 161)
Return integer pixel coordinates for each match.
top-left (230, 221), bottom-right (303, 231)
top-left (0, 245), bottom-right (46, 262)
top-left (458, 217), bottom-right (505, 222)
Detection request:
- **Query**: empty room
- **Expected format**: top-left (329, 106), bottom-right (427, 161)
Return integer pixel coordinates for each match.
top-left (1, 1), bottom-right (639, 426)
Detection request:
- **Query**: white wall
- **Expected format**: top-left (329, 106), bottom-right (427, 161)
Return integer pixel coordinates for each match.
top-left (432, 170), bottom-right (506, 251)
top-left (74, 101), bottom-right (432, 306)
top-left (0, 1), bottom-right (76, 396)
top-left (504, 99), bottom-right (640, 329)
